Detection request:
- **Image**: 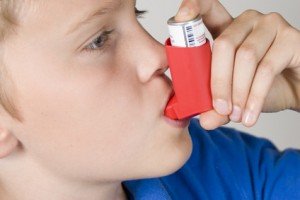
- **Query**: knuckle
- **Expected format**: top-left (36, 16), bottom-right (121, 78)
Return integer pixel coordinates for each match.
top-left (236, 45), bottom-right (257, 62)
top-left (213, 35), bottom-right (235, 52)
top-left (241, 9), bottom-right (261, 18)
top-left (211, 79), bottom-right (225, 93)
top-left (265, 12), bottom-right (284, 22)
top-left (280, 26), bottom-right (297, 38)
top-left (211, 80), bottom-right (229, 99)
top-left (258, 61), bottom-right (276, 77)
top-left (248, 92), bottom-right (264, 106)
top-left (232, 87), bottom-right (247, 106)
top-left (263, 12), bottom-right (287, 28)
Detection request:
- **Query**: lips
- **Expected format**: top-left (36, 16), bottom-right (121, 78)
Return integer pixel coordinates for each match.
top-left (167, 90), bottom-right (175, 104)
top-left (163, 115), bottom-right (190, 128)
top-left (162, 89), bottom-right (191, 128)
top-left (161, 88), bottom-right (175, 115)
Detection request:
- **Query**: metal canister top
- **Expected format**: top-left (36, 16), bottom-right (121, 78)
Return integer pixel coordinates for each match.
top-left (167, 15), bottom-right (206, 47)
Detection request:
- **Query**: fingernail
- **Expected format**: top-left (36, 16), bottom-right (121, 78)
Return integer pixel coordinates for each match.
top-left (243, 110), bottom-right (256, 126)
top-left (230, 105), bottom-right (242, 122)
top-left (177, 7), bottom-right (190, 17)
top-left (213, 99), bottom-right (230, 115)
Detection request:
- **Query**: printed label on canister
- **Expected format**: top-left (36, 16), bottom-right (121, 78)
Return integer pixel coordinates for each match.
top-left (167, 15), bottom-right (206, 47)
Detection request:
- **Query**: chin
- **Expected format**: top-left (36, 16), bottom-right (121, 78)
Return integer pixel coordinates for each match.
top-left (164, 133), bottom-right (193, 175)
top-left (147, 130), bottom-right (193, 178)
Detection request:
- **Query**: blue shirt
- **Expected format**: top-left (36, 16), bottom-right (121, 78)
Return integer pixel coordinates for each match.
top-left (122, 118), bottom-right (300, 200)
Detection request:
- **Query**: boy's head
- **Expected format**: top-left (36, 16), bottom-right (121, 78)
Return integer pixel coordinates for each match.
top-left (0, 0), bottom-right (192, 192)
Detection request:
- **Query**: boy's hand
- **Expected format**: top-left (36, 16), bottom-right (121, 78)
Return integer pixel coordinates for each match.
top-left (175, 0), bottom-right (300, 130)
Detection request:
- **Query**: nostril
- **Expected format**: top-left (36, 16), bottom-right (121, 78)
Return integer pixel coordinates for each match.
top-left (163, 66), bottom-right (169, 73)
top-left (155, 66), bottom-right (168, 75)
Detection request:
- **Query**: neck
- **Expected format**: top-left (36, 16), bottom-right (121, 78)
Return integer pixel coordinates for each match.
top-left (0, 153), bottom-right (128, 200)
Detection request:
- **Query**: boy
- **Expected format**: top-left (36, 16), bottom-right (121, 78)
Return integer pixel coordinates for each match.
top-left (0, 0), bottom-right (299, 199)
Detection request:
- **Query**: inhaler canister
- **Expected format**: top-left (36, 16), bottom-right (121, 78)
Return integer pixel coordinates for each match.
top-left (168, 15), bottom-right (206, 48)
top-left (164, 15), bottom-right (213, 120)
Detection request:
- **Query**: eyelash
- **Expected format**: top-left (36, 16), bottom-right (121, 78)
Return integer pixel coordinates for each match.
top-left (84, 7), bottom-right (147, 53)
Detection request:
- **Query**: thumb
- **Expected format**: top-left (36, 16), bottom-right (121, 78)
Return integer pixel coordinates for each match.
top-left (175, 0), bottom-right (233, 38)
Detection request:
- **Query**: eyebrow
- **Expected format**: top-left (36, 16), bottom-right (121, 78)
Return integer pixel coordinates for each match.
top-left (66, 0), bottom-right (126, 35)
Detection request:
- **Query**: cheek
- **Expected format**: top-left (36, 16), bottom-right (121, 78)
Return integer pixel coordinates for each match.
top-left (15, 64), bottom-right (153, 179)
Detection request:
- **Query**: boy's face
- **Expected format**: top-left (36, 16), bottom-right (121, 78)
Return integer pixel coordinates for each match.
top-left (4, 0), bottom-right (192, 181)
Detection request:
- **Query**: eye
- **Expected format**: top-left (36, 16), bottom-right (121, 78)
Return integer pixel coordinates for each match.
top-left (84, 7), bottom-right (147, 53)
top-left (85, 29), bottom-right (114, 52)
top-left (135, 7), bottom-right (147, 18)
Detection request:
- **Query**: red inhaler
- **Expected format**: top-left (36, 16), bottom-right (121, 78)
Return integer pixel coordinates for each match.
top-left (164, 16), bottom-right (213, 120)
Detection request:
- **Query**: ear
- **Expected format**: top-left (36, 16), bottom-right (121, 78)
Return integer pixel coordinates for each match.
top-left (0, 128), bottom-right (19, 158)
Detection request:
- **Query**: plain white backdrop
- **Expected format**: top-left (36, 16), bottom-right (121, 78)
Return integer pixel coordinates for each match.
top-left (136, 0), bottom-right (300, 150)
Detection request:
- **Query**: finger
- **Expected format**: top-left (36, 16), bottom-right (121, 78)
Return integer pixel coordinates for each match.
top-left (211, 10), bottom-right (261, 116)
top-left (199, 110), bottom-right (230, 130)
top-left (242, 34), bottom-right (293, 127)
top-left (230, 13), bottom-right (278, 122)
top-left (175, 0), bottom-right (233, 38)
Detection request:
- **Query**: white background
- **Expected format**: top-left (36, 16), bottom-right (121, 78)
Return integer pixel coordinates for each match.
top-left (136, 0), bottom-right (300, 150)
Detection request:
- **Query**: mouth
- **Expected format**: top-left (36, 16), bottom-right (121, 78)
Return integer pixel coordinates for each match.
top-left (160, 75), bottom-right (191, 128)
top-left (162, 89), bottom-right (190, 128)
top-left (161, 83), bottom-right (175, 114)
top-left (163, 115), bottom-right (190, 128)
top-left (166, 89), bottom-right (175, 104)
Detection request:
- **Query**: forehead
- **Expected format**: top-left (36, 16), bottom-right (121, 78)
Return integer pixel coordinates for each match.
top-left (22, 0), bottom-right (124, 21)
top-left (20, 0), bottom-right (126, 33)
top-left (40, 0), bottom-right (123, 12)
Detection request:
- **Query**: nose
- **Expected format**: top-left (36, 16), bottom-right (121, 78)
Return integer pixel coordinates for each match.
top-left (122, 26), bottom-right (169, 83)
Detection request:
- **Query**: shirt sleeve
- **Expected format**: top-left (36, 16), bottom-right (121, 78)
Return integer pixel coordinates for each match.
top-left (160, 118), bottom-right (300, 200)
